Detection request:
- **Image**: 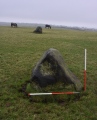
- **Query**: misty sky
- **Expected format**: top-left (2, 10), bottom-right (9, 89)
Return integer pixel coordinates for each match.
top-left (0, 0), bottom-right (97, 28)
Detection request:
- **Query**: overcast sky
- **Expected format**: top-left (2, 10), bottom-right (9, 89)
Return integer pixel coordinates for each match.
top-left (0, 0), bottom-right (97, 28)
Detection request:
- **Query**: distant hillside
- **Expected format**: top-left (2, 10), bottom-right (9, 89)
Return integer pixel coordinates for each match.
top-left (0, 22), bottom-right (97, 31)
top-left (0, 22), bottom-right (45, 28)
top-left (0, 22), bottom-right (10, 26)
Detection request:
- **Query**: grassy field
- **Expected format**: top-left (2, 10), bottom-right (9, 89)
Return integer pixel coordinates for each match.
top-left (0, 26), bottom-right (97, 120)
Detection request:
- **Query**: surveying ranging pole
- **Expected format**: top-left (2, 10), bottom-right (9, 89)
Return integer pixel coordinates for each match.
top-left (28, 92), bottom-right (80, 96)
top-left (84, 49), bottom-right (87, 91)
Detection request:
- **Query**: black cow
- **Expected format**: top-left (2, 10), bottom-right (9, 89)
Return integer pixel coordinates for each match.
top-left (45, 24), bottom-right (51, 29)
top-left (11, 23), bottom-right (17, 27)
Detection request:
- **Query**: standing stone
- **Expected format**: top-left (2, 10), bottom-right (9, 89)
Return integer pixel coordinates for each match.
top-left (33, 26), bottom-right (42, 34)
top-left (31, 48), bottom-right (83, 91)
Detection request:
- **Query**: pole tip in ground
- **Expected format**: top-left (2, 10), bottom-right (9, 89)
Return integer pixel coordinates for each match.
top-left (28, 93), bottom-right (30, 96)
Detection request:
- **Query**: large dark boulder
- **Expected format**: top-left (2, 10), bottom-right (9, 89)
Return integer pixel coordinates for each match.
top-left (33, 26), bottom-right (42, 34)
top-left (31, 48), bottom-right (83, 91)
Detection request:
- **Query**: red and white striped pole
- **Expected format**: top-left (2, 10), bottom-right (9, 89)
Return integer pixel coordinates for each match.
top-left (28, 92), bottom-right (80, 96)
top-left (84, 49), bottom-right (87, 91)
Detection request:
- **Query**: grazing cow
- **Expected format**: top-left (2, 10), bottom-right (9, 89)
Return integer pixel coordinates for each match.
top-left (11, 23), bottom-right (17, 27)
top-left (45, 24), bottom-right (51, 29)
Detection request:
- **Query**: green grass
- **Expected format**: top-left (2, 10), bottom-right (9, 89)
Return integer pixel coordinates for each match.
top-left (0, 26), bottom-right (97, 120)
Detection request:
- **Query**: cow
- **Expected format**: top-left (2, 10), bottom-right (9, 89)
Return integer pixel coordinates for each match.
top-left (45, 24), bottom-right (51, 29)
top-left (11, 23), bottom-right (17, 28)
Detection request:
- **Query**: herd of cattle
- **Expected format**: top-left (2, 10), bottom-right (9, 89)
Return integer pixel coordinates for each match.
top-left (11, 23), bottom-right (51, 29)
